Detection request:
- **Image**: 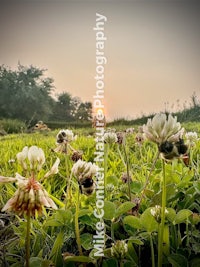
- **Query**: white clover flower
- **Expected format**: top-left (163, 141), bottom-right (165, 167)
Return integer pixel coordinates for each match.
top-left (106, 183), bottom-right (115, 192)
top-left (185, 131), bottom-right (198, 147)
top-left (71, 159), bottom-right (97, 180)
top-left (111, 240), bottom-right (128, 260)
top-left (125, 127), bottom-right (135, 134)
top-left (1, 174), bottom-right (57, 216)
top-left (54, 129), bottom-right (75, 154)
top-left (28, 146), bottom-right (45, 171)
top-left (104, 132), bottom-right (118, 144)
top-left (56, 129), bottom-right (74, 144)
top-left (44, 158), bottom-right (60, 178)
top-left (143, 113), bottom-right (184, 144)
top-left (150, 205), bottom-right (168, 223)
top-left (16, 146), bottom-right (28, 170)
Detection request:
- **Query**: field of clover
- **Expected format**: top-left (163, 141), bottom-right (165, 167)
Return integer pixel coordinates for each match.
top-left (0, 114), bottom-right (200, 267)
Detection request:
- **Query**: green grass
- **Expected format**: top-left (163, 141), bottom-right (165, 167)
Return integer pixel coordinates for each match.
top-left (0, 123), bottom-right (200, 267)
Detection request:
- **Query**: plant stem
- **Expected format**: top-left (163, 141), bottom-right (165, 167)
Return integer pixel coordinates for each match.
top-left (104, 143), bottom-right (109, 189)
top-left (66, 172), bottom-right (73, 209)
top-left (25, 212), bottom-right (31, 267)
top-left (122, 141), bottom-right (131, 201)
top-left (150, 233), bottom-right (155, 267)
top-left (158, 159), bottom-right (167, 267)
top-left (75, 190), bottom-right (83, 255)
top-left (117, 145), bottom-right (126, 168)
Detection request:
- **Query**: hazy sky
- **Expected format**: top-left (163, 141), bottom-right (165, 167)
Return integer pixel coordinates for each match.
top-left (0, 0), bottom-right (200, 120)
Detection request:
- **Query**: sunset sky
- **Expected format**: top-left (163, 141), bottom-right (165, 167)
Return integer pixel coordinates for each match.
top-left (0, 0), bottom-right (199, 120)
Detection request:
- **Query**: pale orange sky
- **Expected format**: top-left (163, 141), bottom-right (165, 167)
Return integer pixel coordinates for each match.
top-left (0, 0), bottom-right (199, 120)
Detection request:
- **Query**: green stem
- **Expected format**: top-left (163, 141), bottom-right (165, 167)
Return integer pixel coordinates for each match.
top-left (111, 221), bottom-right (115, 241)
top-left (65, 151), bottom-right (69, 178)
top-left (150, 233), bottom-right (155, 267)
top-left (117, 145), bottom-right (126, 168)
top-left (65, 172), bottom-right (73, 209)
top-left (25, 212), bottom-right (31, 267)
top-left (123, 141), bottom-right (131, 201)
top-left (104, 143), bottom-right (109, 189)
top-left (75, 190), bottom-right (83, 255)
top-left (158, 159), bottom-right (167, 267)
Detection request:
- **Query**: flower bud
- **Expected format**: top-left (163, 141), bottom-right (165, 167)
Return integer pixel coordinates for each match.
top-left (104, 132), bottom-right (118, 144)
top-left (111, 240), bottom-right (128, 260)
top-left (150, 205), bottom-right (168, 223)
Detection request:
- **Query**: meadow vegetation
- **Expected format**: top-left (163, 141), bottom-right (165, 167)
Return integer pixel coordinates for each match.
top-left (0, 116), bottom-right (200, 267)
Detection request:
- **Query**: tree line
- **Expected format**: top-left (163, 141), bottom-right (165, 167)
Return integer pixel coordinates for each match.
top-left (0, 64), bottom-right (92, 126)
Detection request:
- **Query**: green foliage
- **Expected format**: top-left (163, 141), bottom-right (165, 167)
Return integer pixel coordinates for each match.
top-left (0, 123), bottom-right (200, 266)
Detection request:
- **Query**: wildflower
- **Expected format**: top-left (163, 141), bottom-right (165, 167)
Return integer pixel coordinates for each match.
top-left (71, 150), bottom-right (83, 162)
top-left (150, 205), bottom-right (168, 223)
top-left (125, 127), bottom-right (135, 134)
top-left (71, 160), bottom-right (97, 195)
top-left (143, 113), bottom-right (184, 144)
top-left (56, 129), bottom-right (74, 143)
top-left (135, 133), bottom-right (144, 145)
top-left (121, 172), bottom-right (132, 183)
top-left (54, 129), bottom-right (75, 154)
top-left (185, 131), bottom-right (198, 147)
top-left (44, 158), bottom-right (60, 178)
top-left (0, 174), bottom-right (57, 216)
top-left (1, 146), bottom-right (58, 217)
top-left (16, 146), bottom-right (28, 170)
top-left (116, 132), bottom-right (124, 144)
top-left (106, 183), bottom-right (115, 193)
top-left (111, 240), bottom-right (128, 260)
top-left (104, 132), bottom-right (118, 144)
top-left (72, 159), bottom-right (97, 180)
top-left (143, 113), bottom-right (187, 160)
top-left (28, 146), bottom-right (45, 171)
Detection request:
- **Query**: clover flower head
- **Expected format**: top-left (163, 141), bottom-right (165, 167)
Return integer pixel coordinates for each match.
top-left (56, 129), bottom-right (74, 144)
top-left (116, 132), bottom-right (124, 144)
top-left (28, 146), bottom-right (45, 171)
top-left (135, 133), bottom-right (144, 145)
top-left (71, 150), bottom-right (83, 162)
top-left (111, 240), bottom-right (128, 260)
top-left (125, 127), bottom-right (135, 134)
top-left (54, 129), bottom-right (75, 154)
top-left (150, 205), bottom-right (168, 223)
top-left (71, 159), bottom-right (97, 181)
top-left (106, 183), bottom-right (115, 193)
top-left (1, 175), bottom-right (57, 216)
top-left (17, 146), bottom-right (45, 171)
top-left (121, 172), bottom-right (132, 183)
top-left (185, 131), bottom-right (198, 147)
top-left (104, 132), bottom-right (118, 144)
top-left (143, 113), bottom-right (184, 144)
